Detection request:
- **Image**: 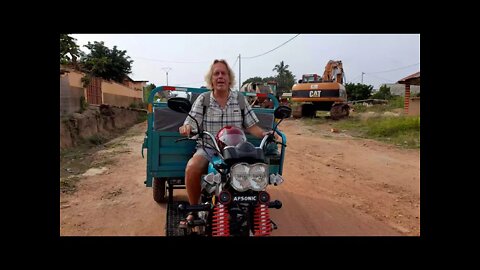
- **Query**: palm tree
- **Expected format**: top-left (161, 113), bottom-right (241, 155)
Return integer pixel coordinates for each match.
top-left (272, 61), bottom-right (295, 97)
top-left (272, 61), bottom-right (289, 77)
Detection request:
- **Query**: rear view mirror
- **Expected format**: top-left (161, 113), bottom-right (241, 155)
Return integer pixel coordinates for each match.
top-left (274, 106), bottom-right (292, 119)
top-left (167, 97), bottom-right (192, 114)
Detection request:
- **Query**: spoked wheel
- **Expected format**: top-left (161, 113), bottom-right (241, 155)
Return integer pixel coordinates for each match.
top-left (153, 177), bottom-right (167, 203)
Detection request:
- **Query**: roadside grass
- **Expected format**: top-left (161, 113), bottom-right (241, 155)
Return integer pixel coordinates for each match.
top-left (60, 176), bottom-right (81, 194)
top-left (353, 96), bottom-right (404, 113)
top-left (333, 114), bottom-right (420, 148)
top-left (302, 114), bottom-right (329, 126)
top-left (298, 96), bottom-right (420, 149)
top-left (60, 131), bottom-right (129, 194)
top-left (60, 145), bottom-right (95, 194)
top-left (137, 112), bottom-right (148, 123)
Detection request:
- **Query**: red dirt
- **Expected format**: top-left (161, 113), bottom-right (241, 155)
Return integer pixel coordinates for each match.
top-left (60, 119), bottom-right (420, 236)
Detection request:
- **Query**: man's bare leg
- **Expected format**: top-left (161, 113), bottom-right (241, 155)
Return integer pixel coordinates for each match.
top-left (185, 155), bottom-right (209, 206)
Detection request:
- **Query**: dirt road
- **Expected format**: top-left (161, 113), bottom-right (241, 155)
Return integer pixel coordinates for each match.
top-left (60, 119), bottom-right (420, 236)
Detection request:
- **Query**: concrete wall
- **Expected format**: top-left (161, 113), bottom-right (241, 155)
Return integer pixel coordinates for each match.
top-left (67, 71), bottom-right (85, 89)
top-left (60, 75), bottom-right (85, 116)
top-left (123, 80), bottom-right (147, 91)
top-left (60, 67), bottom-right (146, 117)
top-left (103, 93), bottom-right (142, 108)
top-left (383, 83), bottom-right (420, 96)
top-left (408, 97), bottom-right (420, 116)
top-left (102, 80), bottom-right (143, 99)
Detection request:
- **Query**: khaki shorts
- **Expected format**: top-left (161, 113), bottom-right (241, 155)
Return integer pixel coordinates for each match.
top-left (193, 147), bottom-right (218, 163)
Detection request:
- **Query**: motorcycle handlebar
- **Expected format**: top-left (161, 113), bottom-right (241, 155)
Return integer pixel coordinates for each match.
top-left (175, 133), bottom-right (199, 143)
top-left (260, 132), bottom-right (286, 149)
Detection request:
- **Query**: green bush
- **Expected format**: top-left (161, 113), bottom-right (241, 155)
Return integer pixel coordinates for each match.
top-left (387, 96), bottom-right (404, 109)
top-left (81, 75), bottom-right (91, 88)
top-left (137, 112), bottom-right (148, 123)
top-left (79, 96), bottom-right (88, 113)
top-left (371, 85), bottom-right (392, 100)
top-left (345, 83), bottom-right (373, 101)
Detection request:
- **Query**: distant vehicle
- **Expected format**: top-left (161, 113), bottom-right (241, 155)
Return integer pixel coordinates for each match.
top-left (170, 91), bottom-right (189, 99)
top-left (291, 60), bottom-right (350, 119)
top-left (239, 81), bottom-right (278, 108)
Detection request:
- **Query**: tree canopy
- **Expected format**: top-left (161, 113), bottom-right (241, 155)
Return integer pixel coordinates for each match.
top-left (240, 61), bottom-right (295, 98)
top-left (143, 83), bottom-right (157, 101)
top-left (242, 76), bottom-right (278, 86)
top-left (80, 41), bottom-right (133, 83)
top-left (345, 82), bottom-right (373, 101)
top-left (60, 34), bottom-right (80, 65)
top-left (273, 61), bottom-right (296, 96)
top-left (371, 84), bottom-right (393, 100)
top-left (242, 77), bottom-right (264, 85)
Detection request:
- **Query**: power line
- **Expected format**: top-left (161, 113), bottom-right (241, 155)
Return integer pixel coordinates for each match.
top-left (242, 34), bottom-right (300, 59)
top-left (232, 55), bottom-right (239, 68)
top-left (366, 62), bottom-right (420, 74)
top-left (348, 73), bottom-right (362, 83)
top-left (133, 56), bottom-right (209, 64)
top-left (132, 34), bottom-right (301, 68)
top-left (365, 73), bottom-right (396, 84)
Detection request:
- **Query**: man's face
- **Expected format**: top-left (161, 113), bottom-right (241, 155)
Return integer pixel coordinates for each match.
top-left (212, 62), bottom-right (230, 91)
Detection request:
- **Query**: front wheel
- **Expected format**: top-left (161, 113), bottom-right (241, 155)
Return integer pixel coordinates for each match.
top-left (153, 177), bottom-right (167, 203)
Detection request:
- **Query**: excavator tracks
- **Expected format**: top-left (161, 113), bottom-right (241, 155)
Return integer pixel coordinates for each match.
top-left (329, 103), bottom-right (350, 120)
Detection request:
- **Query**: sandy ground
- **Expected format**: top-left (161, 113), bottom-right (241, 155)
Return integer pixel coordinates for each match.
top-left (60, 119), bottom-right (420, 236)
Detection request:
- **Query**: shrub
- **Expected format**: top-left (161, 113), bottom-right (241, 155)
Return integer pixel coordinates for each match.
top-left (371, 85), bottom-right (392, 100)
top-left (79, 96), bottom-right (88, 113)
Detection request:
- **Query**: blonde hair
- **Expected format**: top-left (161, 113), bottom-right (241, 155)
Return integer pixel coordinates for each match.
top-left (204, 59), bottom-right (236, 90)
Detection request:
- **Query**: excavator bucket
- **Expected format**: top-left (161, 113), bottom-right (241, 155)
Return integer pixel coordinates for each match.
top-left (329, 103), bottom-right (350, 120)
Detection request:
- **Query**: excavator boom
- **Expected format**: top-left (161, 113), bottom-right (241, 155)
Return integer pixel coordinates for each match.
top-left (291, 60), bottom-right (349, 119)
top-left (322, 60), bottom-right (344, 83)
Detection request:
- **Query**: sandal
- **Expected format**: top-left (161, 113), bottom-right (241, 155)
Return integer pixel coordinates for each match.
top-left (178, 212), bottom-right (196, 228)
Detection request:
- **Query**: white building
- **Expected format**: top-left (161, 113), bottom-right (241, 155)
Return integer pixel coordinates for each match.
top-left (381, 83), bottom-right (420, 96)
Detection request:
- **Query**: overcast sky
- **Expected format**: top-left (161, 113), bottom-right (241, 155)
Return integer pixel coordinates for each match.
top-left (70, 34), bottom-right (420, 90)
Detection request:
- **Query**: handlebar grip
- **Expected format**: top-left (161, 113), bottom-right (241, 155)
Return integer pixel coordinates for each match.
top-left (175, 132), bottom-right (200, 143)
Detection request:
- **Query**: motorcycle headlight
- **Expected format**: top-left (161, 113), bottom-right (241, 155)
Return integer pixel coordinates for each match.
top-left (231, 163), bottom-right (250, 192)
top-left (230, 163), bottom-right (269, 192)
top-left (249, 163), bottom-right (269, 191)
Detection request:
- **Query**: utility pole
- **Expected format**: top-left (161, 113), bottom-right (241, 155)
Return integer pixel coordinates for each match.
top-left (162, 67), bottom-right (172, 86)
top-left (238, 54), bottom-right (241, 91)
top-left (361, 72), bottom-right (365, 84)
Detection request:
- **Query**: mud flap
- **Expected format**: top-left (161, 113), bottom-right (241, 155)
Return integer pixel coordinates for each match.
top-left (141, 134), bottom-right (148, 158)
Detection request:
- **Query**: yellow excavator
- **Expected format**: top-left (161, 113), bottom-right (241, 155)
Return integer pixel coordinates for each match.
top-left (291, 60), bottom-right (350, 119)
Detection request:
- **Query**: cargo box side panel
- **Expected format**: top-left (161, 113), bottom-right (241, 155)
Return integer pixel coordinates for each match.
top-left (153, 132), bottom-right (196, 178)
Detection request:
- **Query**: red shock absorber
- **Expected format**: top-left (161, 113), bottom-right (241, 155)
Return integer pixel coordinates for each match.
top-left (211, 203), bottom-right (230, 237)
top-left (254, 203), bottom-right (272, 236)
